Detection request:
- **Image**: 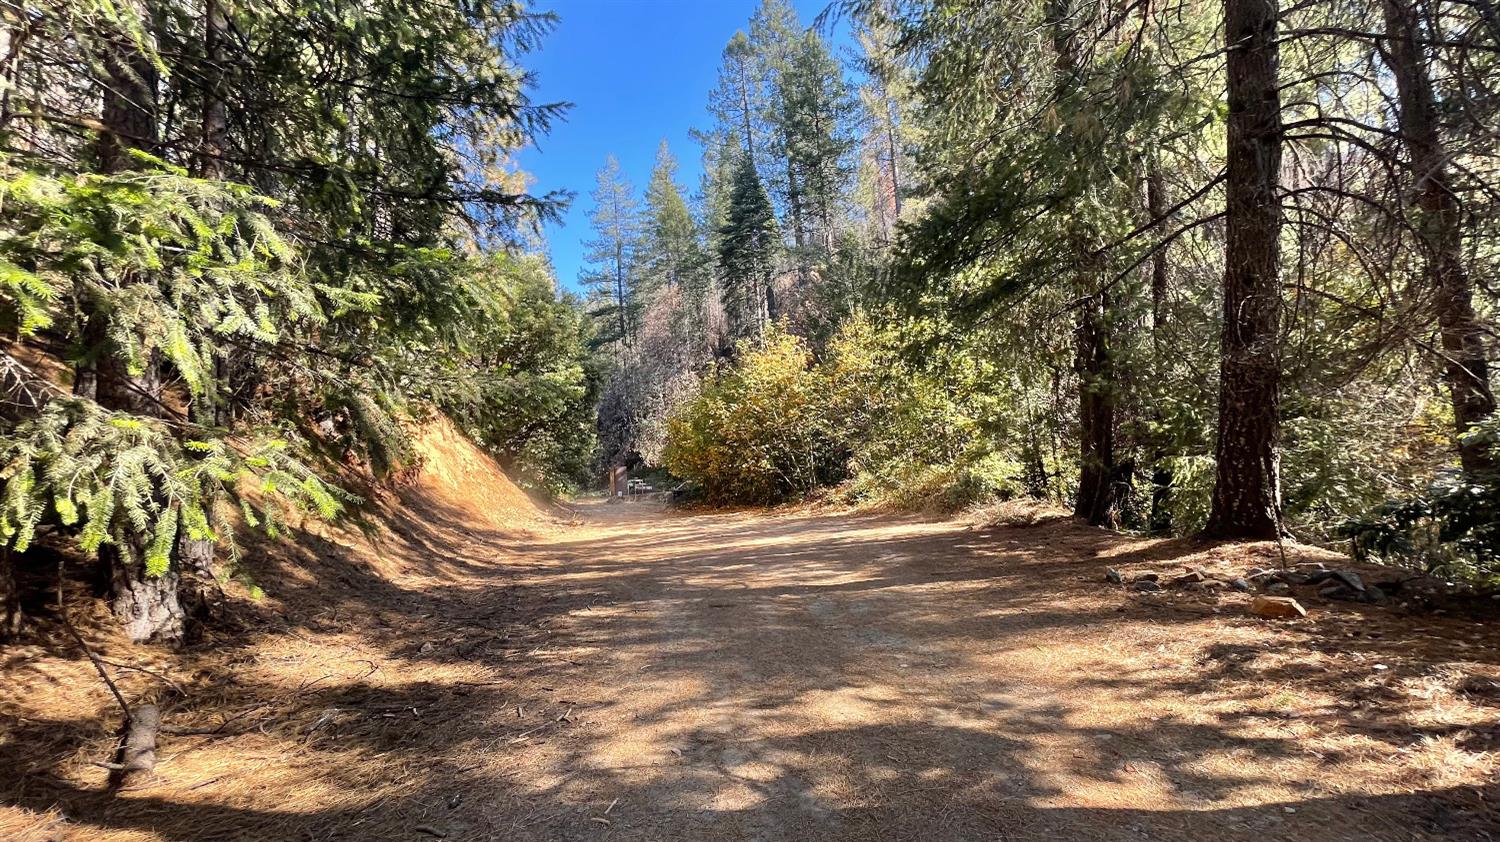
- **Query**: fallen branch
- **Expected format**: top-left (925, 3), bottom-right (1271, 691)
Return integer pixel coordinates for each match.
top-left (56, 558), bottom-right (163, 787)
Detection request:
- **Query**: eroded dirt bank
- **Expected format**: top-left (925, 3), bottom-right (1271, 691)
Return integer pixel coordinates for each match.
top-left (4, 497), bottom-right (1498, 841)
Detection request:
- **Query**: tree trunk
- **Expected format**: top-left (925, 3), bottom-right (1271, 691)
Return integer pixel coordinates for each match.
top-left (88, 2), bottom-right (186, 644)
top-left (0, 547), bottom-right (20, 642)
top-left (1204, 0), bottom-right (1283, 540)
top-left (1074, 290), bottom-right (1121, 526)
top-left (176, 529), bottom-right (223, 628)
top-left (1146, 158), bottom-right (1174, 534)
top-left (1382, 0), bottom-right (1496, 474)
top-left (196, 0), bottom-right (228, 180)
top-left (107, 546), bottom-right (184, 645)
top-left (1045, 0), bottom-right (1122, 528)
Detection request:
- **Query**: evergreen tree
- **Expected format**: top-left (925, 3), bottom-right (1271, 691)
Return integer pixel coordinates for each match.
top-left (708, 32), bottom-right (769, 175)
top-left (718, 156), bottom-right (780, 341)
top-left (642, 142), bottom-right (710, 303)
top-left (0, 0), bottom-right (583, 642)
top-left (772, 30), bottom-right (856, 260)
top-left (579, 156), bottom-right (644, 353)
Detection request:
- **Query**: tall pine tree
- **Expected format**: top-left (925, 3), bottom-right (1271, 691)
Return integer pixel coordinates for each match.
top-left (579, 156), bottom-right (644, 353)
top-left (718, 156), bottom-right (780, 341)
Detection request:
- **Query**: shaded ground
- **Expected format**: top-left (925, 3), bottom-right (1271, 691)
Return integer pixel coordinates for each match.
top-left (4, 492), bottom-right (1499, 841)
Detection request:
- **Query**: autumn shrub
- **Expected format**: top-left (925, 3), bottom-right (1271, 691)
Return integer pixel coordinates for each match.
top-left (664, 319), bottom-right (1024, 510)
top-left (663, 328), bottom-right (849, 504)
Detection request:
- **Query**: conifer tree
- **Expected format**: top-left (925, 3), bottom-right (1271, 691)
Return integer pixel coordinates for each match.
top-left (579, 156), bottom-right (644, 353)
top-left (718, 156), bottom-right (780, 341)
top-left (641, 142), bottom-right (711, 340)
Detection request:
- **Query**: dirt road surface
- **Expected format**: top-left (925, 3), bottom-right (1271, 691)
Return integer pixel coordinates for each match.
top-left (5, 497), bottom-right (1499, 841)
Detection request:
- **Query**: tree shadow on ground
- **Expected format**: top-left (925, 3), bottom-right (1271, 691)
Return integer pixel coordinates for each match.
top-left (4, 500), bottom-right (1498, 841)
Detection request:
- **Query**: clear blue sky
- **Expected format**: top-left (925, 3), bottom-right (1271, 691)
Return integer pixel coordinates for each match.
top-left (518, 0), bottom-right (847, 292)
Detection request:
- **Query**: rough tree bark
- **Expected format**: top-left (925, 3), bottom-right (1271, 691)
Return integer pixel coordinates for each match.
top-left (0, 548), bottom-right (19, 641)
top-left (1382, 0), bottom-right (1496, 474)
top-left (111, 703), bottom-right (161, 787)
top-left (1074, 290), bottom-right (1121, 526)
top-left (1204, 0), bottom-right (1284, 539)
top-left (86, 5), bottom-right (185, 644)
top-left (1045, 0), bottom-right (1123, 527)
top-left (1146, 159), bottom-right (1174, 533)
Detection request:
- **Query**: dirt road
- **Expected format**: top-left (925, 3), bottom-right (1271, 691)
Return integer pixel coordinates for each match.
top-left (484, 502), bottom-right (1496, 842)
top-left (6, 498), bottom-right (1498, 841)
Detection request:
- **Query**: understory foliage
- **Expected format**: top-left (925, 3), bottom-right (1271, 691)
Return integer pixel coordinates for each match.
top-left (1341, 421), bottom-right (1500, 583)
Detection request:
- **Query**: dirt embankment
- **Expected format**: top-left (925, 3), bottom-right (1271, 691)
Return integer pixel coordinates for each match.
top-left (3, 429), bottom-right (1499, 841)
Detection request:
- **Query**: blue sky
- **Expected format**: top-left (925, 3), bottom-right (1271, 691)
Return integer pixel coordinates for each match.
top-left (517, 0), bottom-right (848, 292)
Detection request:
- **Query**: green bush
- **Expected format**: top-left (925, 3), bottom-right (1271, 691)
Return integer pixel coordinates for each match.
top-left (1339, 421), bottom-right (1500, 583)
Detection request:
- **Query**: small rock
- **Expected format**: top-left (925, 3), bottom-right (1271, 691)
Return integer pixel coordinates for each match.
top-left (1250, 595), bottom-right (1307, 619)
top-left (1105, 567), bottom-right (1123, 585)
top-left (1135, 572), bottom-right (1160, 583)
top-left (418, 641), bottom-right (436, 655)
top-left (1174, 570), bottom-right (1205, 584)
top-left (1133, 580), bottom-right (1164, 593)
top-left (1319, 585), bottom-right (1360, 602)
top-left (1305, 569), bottom-right (1337, 586)
top-left (1228, 578), bottom-right (1253, 593)
top-left (1363, 585), bottom-right (1386, 604)
top-left (1336, 570), bottom-right (1366, 592)
top-left (1265, 582), bottom-right (1292, 596)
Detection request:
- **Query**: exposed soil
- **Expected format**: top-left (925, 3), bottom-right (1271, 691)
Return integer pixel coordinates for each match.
top-left (4, 440), bottom-right (1499, 840)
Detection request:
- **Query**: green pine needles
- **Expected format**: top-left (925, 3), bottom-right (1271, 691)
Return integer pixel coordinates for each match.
top-left (0, 398), bottom-right (348, 572)
top-left (0, 152), bottom-right (350, 570)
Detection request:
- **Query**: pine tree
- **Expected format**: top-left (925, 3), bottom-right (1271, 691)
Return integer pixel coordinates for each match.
top-left (0, 0), bottom-right (577, 641)
top-left (579, 156), bottom-right (644, 353)
top-left (1203, 0), bottom-right (1285, 539)
top-left (641, 142), bottom-right (711, 337)
top-left (708, 32), bottom-right (768, 175)
top-left (642, 142), bottom-right (709, 298)
top-left (718, 156), bottom-right (780, 341)
top-left (772, 30), bottom-right (855, 260)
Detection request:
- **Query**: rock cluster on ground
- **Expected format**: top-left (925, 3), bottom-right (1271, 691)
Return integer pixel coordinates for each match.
top-left (1103, 559), bottom-right (1408, 621)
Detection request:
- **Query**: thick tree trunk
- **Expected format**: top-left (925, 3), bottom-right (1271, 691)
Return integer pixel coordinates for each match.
top-left (94, 23), bottom-right (157, 174)
top-left (1146, 159), bottom-right (1174, 534)
top-left (1204, 0), bottom-right (1283, 540)
top-left (1383, 0), bottom-right (1496, 474)
top-left (176, 529), bottom-right (223, 626)
top-left (1074, 290), bottom-right (1121, 526)
top-left (107, 545), bottom-right (184, 645)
